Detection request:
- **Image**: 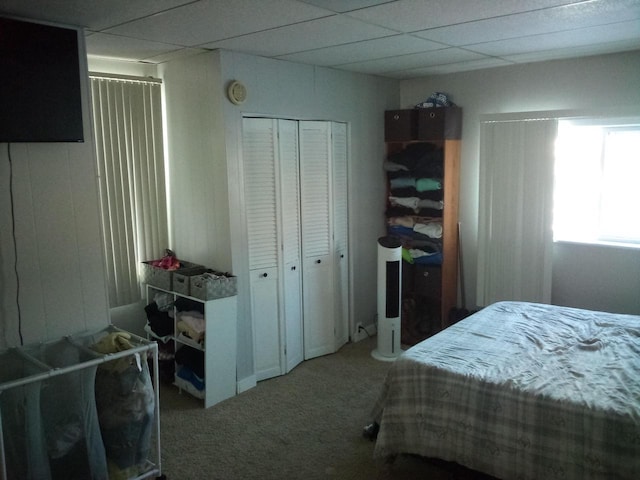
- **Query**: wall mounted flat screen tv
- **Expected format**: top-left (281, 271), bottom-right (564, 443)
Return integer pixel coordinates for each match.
top-left (0, 16), bottom-right (84, 142)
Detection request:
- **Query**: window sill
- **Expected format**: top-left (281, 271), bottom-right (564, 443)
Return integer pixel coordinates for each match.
top-left (554, 239), bottom-right (640, 251)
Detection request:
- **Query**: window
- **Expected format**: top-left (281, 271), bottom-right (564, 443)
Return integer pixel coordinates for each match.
top-left (90, 74), bottom-right (169, 307)
top-left (553, 118), bottom-right (640, 248)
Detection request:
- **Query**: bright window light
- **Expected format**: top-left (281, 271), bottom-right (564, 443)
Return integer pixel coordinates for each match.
top-left (553, 119), bottom-right (640, 248)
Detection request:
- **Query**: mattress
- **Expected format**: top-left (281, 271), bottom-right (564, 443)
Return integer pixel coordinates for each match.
top-left (371, 301), bottom-right (640, 480)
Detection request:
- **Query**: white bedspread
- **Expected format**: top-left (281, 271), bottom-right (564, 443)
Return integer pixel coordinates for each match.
top-left (371, 301), bottom-right (640, 480)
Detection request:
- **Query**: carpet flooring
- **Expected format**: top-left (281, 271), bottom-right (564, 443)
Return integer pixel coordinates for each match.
top-left (157, 336), bottom-right (492, 480)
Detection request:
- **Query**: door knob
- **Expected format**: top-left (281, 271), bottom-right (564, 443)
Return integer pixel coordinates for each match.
top-left (316, 259), bottom-right (321, 264)
top-left (262, 272), bottom-right (268, 278)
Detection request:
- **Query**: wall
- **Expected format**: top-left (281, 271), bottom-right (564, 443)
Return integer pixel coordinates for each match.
top-left (400, 50), bottom-right (640, 314)
top-left (553, 242), bottom-right (640, 314)
top-left (87, 56), bottom-right (158, 78)
top-left (0, 30), bottom-right (110, 349)
top-left (161, 50), bottom-right (399, 388)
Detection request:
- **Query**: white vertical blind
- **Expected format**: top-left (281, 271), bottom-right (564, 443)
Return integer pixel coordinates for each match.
top-left (90, 75), bottom-right (168, 307)
top-left (477, 118), bottom-right (557, 306)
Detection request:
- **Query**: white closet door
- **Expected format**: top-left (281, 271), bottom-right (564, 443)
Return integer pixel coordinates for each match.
top-left (242, 117), bottom-right (283, 381)
top-left (277, 119), bottom-right (304, 373)
top-left (299, 121), bottom-right (335, 360)
top-left (332, 122), bottom-right (349, 347)
top-left (249, 267), bottom-right (281, 381)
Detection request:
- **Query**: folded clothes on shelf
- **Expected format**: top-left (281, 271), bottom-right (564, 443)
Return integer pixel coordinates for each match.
top-left (176, 311), bottom-right (206, 344)
top-left (176, 366), bottom-right (205, 391)
top-left (175, 345), bottom-right (204, 378)
top-left (144, 302), bottom-right (173, 338)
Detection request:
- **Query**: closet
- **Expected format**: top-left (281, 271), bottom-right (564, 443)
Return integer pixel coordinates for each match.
top-left (242, 117), bottom-right (348, 381)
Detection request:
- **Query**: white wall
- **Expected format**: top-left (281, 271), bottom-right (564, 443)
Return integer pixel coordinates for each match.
top-left (87, 56), bottom-right (158, 78)
top-left (160, 51), bottom-right (230, 269)
top-left (400, 50), bottom-right (640, 314)
top-left (0, 31), bottom-right (110, 349)
top-left (553, 242), bottom-right (640, 314)
top-left (161, 50), bottom-right (399, 387)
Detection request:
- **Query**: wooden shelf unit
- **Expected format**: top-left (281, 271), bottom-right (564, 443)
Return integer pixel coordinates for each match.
top-left (384, 107), bottom-right (461, 337)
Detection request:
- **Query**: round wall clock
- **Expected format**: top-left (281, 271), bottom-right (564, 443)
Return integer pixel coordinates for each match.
top-left (227, 80), bottom-right (247, 105)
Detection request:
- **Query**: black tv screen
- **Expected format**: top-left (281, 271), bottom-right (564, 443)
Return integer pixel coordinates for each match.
top-left (0, 16), bottom-right (84, 142)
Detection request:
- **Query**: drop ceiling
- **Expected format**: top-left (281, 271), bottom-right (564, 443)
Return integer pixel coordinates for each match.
top-left (1, 0), bottom-right (639, 79)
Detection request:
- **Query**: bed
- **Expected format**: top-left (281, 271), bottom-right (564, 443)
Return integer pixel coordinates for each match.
top-left (370, 301), bottom-right (640, 480)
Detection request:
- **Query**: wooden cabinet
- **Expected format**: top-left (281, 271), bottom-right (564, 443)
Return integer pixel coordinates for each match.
top-left (145, 285), bottom-right (237, 408)
top-left (384, 107), bottom-right (461, 342)
top-left (385, 107), bottom-right (461, 142)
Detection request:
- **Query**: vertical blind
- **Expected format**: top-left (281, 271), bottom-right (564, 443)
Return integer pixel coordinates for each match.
top-left (476, 118), bottom-right (557, 306)
top-left (90, 75), bottom-right (168, 307)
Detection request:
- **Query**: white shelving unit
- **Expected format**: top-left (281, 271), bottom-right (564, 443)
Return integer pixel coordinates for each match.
top-left (146, 285), bottom-right (237, 408)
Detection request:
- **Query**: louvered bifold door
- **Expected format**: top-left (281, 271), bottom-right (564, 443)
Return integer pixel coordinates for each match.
top-left (242, 117), bottom-right (283, 381)
top-left (332, 122), bottom-right (349, 347)
top-left (277, 119), bottom-right (304, 373)
top-left (299, 121), bottom-right (335, 360)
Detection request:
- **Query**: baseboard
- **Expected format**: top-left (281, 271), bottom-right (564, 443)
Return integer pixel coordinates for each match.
top-left (237, 374), bottom-right (256, 394)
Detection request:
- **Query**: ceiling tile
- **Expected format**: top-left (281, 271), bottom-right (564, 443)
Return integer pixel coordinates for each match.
top-left (104, 0), bottom-right (333, 46)
top-left (395, 57), bottom-right (514, 78)
top-left (202, 15), bottom-right (397, 56)
top-left (144, 47), bottom-right (211, 64)
top-left (338, 47), bottom-right (486, 75)
top-left (276, 34), bottom-right (445, 66)
top-left (398, 57), bottom-right (514, 78)
top-left (415, 0), bottom-right (640, 46)
top-left (3, 0), bottom-right (639, 79)
top-left (468, 19), bottom-right (640, 56)
top-left (84, 32), bottom-right (183, 62)
top-left (503, 38), bottom-right (640, 64)
top-left (346, 0), bottom-right (583, 33)
top-left (0, 0), bottom-right (192, 30)
top-left (297, 0), bottom-right (392, 13)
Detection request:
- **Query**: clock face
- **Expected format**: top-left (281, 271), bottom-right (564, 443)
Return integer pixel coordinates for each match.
top-left (228, 81), bottom-right (247, 105)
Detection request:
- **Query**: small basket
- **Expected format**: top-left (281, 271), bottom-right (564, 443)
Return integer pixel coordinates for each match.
top-left (141, 260), bottom-right (204, 291)
top-left (190, 270), bottom-right (237, 300)
top-left (173, 266), bottom-right (208, 296)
